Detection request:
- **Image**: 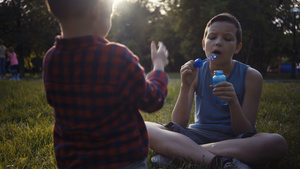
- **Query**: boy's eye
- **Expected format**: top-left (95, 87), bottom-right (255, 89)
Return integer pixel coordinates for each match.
top-left (207, 35), bottom-right (216, 40)
top-left (224, 38), bottom-right (233, 41)
top-left (224, 34), bottom-right (234, 41)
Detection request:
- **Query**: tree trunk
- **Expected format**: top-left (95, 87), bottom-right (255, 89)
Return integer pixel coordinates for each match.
top-left (16, 0), bottom-right (25, 78)
top-left (246, 36), bottom-right (253, 65)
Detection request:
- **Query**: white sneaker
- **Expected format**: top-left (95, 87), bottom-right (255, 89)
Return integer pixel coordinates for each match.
top-left (151, 154), bottom-right (188, 168)
top-left (151, 155), bottom-right (172, 168)
top-left (223, 159), bottom-right (251, 169)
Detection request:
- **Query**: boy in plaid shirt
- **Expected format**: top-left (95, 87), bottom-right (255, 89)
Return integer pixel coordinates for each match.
top-left (43, 0), bottom-right (169, 168)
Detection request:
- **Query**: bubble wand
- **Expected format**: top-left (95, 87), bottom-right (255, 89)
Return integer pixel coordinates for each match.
top-left (193, 54), bottom-right (217, 67)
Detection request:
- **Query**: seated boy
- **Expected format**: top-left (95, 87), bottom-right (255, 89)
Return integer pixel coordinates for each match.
top-left (146, 13), bottom-right (287, 168)
top-left (43, 0), bottom-right (169, 168)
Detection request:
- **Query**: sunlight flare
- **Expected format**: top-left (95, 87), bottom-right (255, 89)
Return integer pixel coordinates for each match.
top-left (114, 0), bottom-right (160, 6)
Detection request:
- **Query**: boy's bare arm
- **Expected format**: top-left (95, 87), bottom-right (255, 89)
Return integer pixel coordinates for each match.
top-left (172, 61), bottom-right (198, 128)
top-left (211, 67), bottom-right (262, 135)
top-left (134, 41), bottom-right (168, 113)
top-left (241, 68), bottom-right (263, 128)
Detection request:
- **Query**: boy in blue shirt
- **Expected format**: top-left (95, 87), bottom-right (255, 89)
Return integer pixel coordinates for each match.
top-left (146, 13), bottom-right (287, 168)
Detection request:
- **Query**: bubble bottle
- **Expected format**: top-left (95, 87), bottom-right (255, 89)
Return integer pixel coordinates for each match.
top-left (213, 70), bottom-right (228, 105)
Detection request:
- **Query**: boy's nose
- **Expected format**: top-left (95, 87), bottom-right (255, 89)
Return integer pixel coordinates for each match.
top-left (215, 38), bottom-right (222, 46)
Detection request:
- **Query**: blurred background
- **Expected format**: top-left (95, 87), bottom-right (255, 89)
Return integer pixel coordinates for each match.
top-left (0, 0), bottom-right (299, 78)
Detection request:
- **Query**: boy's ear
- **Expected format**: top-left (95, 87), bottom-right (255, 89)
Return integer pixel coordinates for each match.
top-left (234, 43), bottom-right (242, 54)
top-left (202, 39), bottom-right (205, 50)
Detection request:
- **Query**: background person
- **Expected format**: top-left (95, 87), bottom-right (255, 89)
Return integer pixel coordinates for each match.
top-left (0, 39), bottom-right (7, 79)
top-left (8, 47), bottom-right (20, 81)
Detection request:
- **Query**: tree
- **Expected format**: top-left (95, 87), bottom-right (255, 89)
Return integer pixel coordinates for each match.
top-left (108, 0), bottom-right (155, 71)
top-left (1, 0), bottom-right (298, 74)
top-left (0, 0), bottom-right (59, 76)
top-left (163, 0), bottom-right (228, 61)
top-left (149, 2), bottom-right (186, 71)
top-left (160, 0), bottom-right (299, 73)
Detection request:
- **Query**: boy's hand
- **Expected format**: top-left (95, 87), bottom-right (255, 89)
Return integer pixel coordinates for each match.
top-left (180, 60), bottom-right (197, 87)
top-left (210, 82), bottom-right (239, 104)
top-left (151, 41), bottom-right (169, 71)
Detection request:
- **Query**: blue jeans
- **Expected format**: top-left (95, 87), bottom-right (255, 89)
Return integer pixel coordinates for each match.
top-left (10, 65), bottom-right (18, 76)
top-left (0, 57), bottom-right (6, 76)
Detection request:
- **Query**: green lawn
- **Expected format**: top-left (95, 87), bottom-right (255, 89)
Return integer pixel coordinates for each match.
top-left (0, 74), bottom-right (299, 168)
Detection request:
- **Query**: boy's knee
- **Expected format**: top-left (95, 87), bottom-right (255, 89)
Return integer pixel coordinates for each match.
top-left (145, 122), bottom-right (165, 139)
top-left (261, 133), bottom-right (288, 158)
top-left (146, 122), bottom-right (167, 131)
top-left (271, 134), bottom-right (288, 156)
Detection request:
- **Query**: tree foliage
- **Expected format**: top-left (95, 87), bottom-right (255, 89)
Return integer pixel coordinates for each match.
top-left (108, 0), bottom-right (154, 70)
top-left (0, 0), bottom-right (299, 74)
top-left (163, 0), bottom-right (299, 74)
top-left (0, 0), bottom-right (59, 76)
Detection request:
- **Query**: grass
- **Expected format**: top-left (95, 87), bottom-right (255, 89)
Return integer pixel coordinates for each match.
top-left (263, 73), bottom-right (300, 80)
top-left (0, 74), bottom-right (299, 168)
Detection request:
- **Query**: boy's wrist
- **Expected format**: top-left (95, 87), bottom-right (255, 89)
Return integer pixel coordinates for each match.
top-left (180, 83), bottom-right (192, 91)
top-left (153, 60), bottom-right (165, 71)
top-left (153, 67), bottom-right (164, 72)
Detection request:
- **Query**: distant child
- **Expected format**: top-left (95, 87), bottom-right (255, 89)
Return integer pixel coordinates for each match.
top-left (0, 39), bottom-right (7, 79)
top-left (43, 0), bottom-right (169, 168)
top-left (8, 47), bottom-right (20, 81)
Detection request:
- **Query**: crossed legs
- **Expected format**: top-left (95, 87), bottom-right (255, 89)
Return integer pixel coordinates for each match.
top-left (146, 121), bottom-right (215, 165)
top-left (145, 121), bottom-right (287, 166)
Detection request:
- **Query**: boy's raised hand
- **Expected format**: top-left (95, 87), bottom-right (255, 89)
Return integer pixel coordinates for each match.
top-left (180, 60), bottom-right (197, 87)
top-left (151, 41), bottom-right (169, 71)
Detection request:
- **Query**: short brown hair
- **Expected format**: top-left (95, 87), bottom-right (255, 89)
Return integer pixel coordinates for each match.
top-left (203, 13), bottom-right (242, 45)
top-left (45, 0), bottom-right (98, 21)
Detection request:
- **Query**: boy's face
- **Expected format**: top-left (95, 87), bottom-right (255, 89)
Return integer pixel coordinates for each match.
top-left (202, 21), bottom-right (242, 63)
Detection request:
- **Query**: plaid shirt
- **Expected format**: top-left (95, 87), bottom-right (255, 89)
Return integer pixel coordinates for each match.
top-left (43, 35), bottom-right (168, 169)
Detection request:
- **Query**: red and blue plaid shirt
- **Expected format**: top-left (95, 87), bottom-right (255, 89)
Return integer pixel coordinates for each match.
top-left (43, 35), bottom-right (168, 169)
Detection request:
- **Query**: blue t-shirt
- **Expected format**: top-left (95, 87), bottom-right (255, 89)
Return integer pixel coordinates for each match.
top-left (189, 61), bottom-right (249, 136)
